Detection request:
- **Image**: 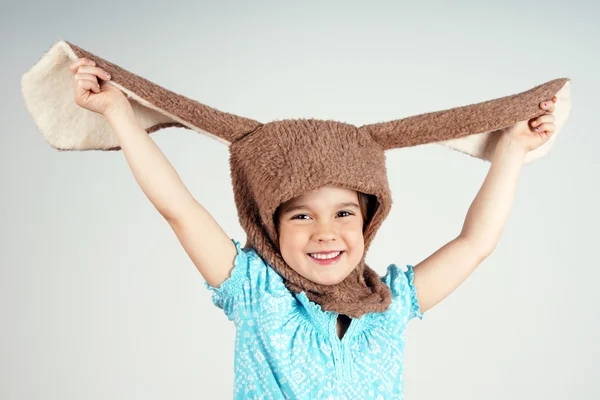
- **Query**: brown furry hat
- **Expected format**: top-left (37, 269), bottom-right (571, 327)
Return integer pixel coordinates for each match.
top-left (21, 40), bottom-right (572, 318)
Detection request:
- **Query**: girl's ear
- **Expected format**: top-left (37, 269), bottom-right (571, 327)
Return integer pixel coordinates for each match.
top-left (21, 39), bottom-right (263, 151)
top-left (359, 78), bottom-right (571, 164)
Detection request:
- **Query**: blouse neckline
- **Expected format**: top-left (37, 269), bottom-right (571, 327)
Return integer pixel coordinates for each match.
top-left (293, 290), bottom-right (377, 342)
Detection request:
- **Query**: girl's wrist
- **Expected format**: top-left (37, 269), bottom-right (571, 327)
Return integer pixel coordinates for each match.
top-left (104, 100), bottom-right (135, 126)
top-left (487, 132), bottom-right (528, 162)
top-left (498, 134), bottom-right (528, 156)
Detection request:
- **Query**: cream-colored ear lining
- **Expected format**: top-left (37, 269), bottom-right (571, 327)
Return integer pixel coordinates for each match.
top-left (21, 40), bottom-right (231, 151)
top-left (439, 81), bottom-right (571, 164)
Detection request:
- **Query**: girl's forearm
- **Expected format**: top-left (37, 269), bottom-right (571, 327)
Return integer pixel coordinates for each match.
top-left (459, 134), bottom-right (528, 255)
top-left (104, 105), bottom-right (195, 220)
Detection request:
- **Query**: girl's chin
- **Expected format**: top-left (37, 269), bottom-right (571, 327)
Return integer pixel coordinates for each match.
top-left (307, 270), bottom-right (352, 286)
top-left (314, 277), bottom-right (347, 286)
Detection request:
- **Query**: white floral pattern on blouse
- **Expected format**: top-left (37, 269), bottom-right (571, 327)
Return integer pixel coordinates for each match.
top-left (204, 239), bottom-right (424, 399)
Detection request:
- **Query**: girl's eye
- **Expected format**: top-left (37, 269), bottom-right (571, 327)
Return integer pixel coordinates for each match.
top-left (290, 211), bottom-right (353, 220)
top-left (291, 214), bottom-right (309, 220)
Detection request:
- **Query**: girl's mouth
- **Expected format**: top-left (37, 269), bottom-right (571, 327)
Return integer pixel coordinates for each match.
top-left (307, 251), bottom-right (344, 265)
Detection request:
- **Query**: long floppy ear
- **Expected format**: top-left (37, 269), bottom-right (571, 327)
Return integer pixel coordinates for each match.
top-left (360, 78), bottom-right (572, 163)
top-left (21, 39), bottom-right (263, 151)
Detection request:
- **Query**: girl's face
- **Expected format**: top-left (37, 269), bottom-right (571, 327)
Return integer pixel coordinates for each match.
top-left (276, 186), bottom-right (365, 286)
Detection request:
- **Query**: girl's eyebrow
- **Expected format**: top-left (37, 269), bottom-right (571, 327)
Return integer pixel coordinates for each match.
top-left (282, 202), bottom-right (360, 215)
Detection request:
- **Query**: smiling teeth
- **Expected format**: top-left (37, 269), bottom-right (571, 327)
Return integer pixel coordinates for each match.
top-left (309, 252), bottom-right (341, 260)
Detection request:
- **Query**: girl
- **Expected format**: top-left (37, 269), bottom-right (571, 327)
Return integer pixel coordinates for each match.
top-left (69, 56), bottom-right (558, 399)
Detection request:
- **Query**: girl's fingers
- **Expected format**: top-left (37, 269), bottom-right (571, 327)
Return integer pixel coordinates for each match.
top-left (74, 72), bottom-right (99, 83)
top-left (69, 58), bottom-right (95, 73)
top-left (532, 122), bottom-right (555, 133)
top-left (531, 114), bottom-right (555, 127)
top-left (73, 70), bottom-right (102, 95)
top-left (75, 77), bottom-right (101, 95)
top-left (539, 98), bottom-right (556, 115)
top-left (540, 99), bottom-right (555, 112)
top-left (75, 65), bottom-right (111, 81)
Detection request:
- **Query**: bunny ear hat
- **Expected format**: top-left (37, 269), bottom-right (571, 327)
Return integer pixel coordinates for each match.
top-left (21, 40), bottom-right (572, 318)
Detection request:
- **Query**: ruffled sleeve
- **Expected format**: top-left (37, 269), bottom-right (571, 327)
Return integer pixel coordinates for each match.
top-left (203, 239), bottom-right (248, 321)
top-left (403, 264), bottom-right (424, 320)
top-left (203, 239), bottom-right (284, 325)
top-left (382, 264), bottom-right (424, 321)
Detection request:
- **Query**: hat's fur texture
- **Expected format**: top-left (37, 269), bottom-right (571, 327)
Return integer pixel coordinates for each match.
top-left (21, 40), bottom-right (572, 318)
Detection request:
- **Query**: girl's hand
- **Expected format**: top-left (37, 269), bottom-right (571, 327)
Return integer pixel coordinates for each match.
top-left (501, 96), bottom-right (558, 153)
top-left (70, 58), bottom-right (129, 117)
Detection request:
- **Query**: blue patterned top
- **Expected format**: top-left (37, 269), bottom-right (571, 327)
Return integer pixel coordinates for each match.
top-left (204, 239), bottom-right (424, 399)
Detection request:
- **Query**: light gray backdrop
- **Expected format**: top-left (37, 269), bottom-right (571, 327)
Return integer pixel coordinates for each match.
top-left (2, 0), bottom-right (598, 399)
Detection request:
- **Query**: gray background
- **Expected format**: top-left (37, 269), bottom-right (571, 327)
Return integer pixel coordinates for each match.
top-left (2, 0), bottom-right (598, 399)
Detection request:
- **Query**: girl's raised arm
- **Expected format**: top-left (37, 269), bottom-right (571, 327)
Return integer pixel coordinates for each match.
top-left (104, 105), bottom-right (237, 288)
top-left (411, 98), bottom-right (558, 314)
top-left (71, 57), bottom-right (237, 288)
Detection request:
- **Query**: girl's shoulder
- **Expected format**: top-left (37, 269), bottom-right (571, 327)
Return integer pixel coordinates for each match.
top-left (203, 240), bottom-right (290, 321)
top-left (380, 264), bottom-right (417, 294)
top-left (380, 263), bottom-right (424, 321)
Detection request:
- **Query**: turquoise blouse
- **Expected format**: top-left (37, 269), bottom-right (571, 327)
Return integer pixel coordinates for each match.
top-left (204, 239), bottom-right (424, 399)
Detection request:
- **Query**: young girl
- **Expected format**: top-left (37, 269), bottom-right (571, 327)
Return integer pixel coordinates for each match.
top-left (69, 57), bottom-right (558, 399)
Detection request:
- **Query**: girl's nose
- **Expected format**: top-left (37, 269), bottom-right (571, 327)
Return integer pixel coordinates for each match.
top-left (317, 235), bottom-right (336, 242)
top-left (313, 224), bottom-right (337, 242)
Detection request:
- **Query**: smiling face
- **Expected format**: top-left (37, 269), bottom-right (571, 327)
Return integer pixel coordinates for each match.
top-left (275, 186), bottom-right (366, 286)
